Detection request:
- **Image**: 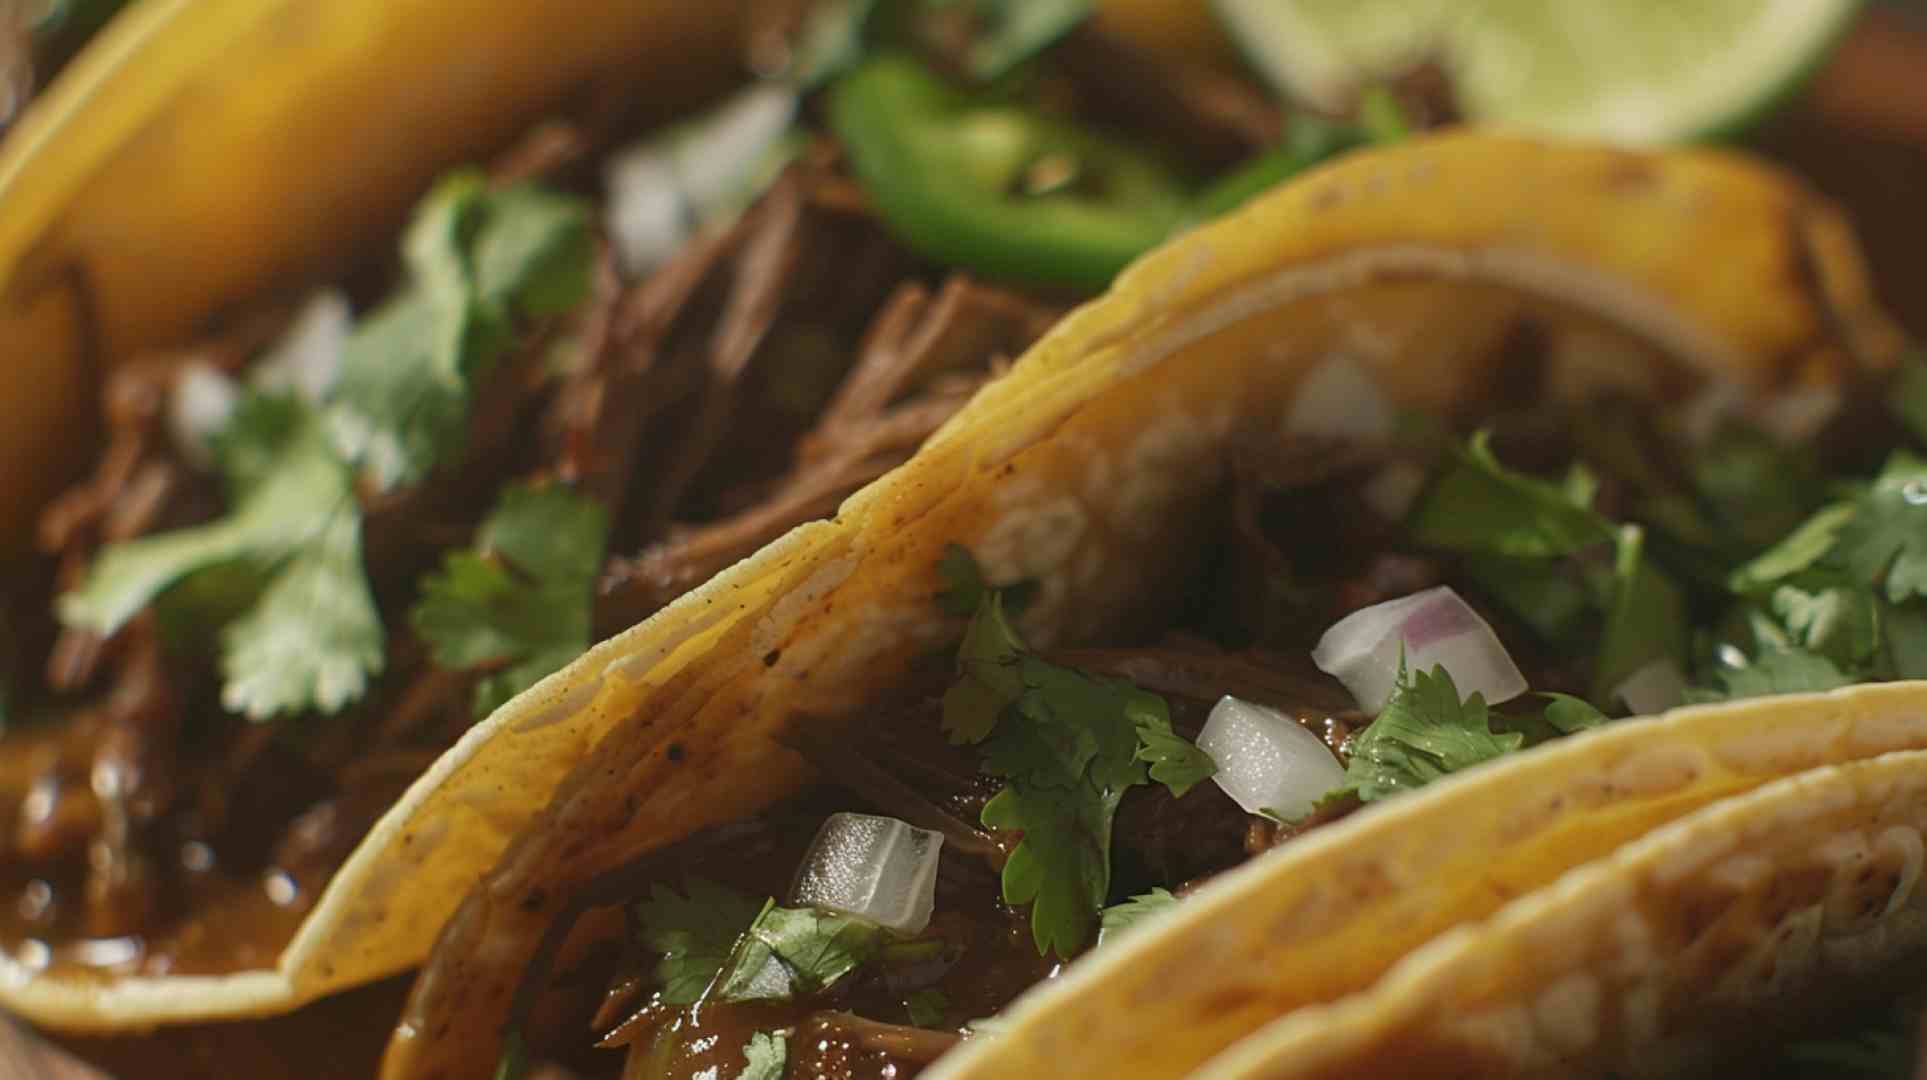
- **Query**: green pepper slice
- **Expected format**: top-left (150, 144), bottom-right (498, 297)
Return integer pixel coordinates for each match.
top-left (829, 53), bottom-right (1192, 291)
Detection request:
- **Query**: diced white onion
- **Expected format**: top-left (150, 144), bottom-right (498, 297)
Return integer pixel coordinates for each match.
top-left (167, 364), bottom-right (239, 468)
top-left (1361, 461), bottom-right (1426, 522)
top-left (1311, 586), bottom-right (1528, 714)
top-left (790, 813), bottom-right (943, 935)
top-left (1611, 658), bottom-right (1688, 716)
top-left (1285, 353), bottom-right (1395, 443)
top-left (604, 84), bottom-right (798, 277)
top-left (1198, 695), bottom-right (1345, 820)
top-left (250, 291), bottom-right (349, 403)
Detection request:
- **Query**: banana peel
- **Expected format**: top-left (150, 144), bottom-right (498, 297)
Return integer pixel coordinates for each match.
top-left (0, 0), bottom-right (743, 558)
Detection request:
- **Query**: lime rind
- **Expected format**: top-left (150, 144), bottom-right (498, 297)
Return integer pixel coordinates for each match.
top-left (1211, 0), bottom-right (1864, 144)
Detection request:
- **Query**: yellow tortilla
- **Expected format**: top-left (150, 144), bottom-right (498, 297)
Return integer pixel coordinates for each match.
top-left (370, 133), bottom-right (1909, 1077)
top-left (0, 0), bottom-right (739, 558)
top-left (1200, 744), bottom-right (1927, 1078)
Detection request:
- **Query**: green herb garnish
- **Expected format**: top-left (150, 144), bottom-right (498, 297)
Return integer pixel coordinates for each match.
top-left (411, 483), bottom-right (608, 717)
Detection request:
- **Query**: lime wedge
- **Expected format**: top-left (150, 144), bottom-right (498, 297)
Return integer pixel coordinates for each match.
top-left (1212, 0), bottom-right (1864, 143)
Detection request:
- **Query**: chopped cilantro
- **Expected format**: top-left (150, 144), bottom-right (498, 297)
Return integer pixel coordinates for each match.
top-left (1097, 887), bottom-right (1179, 946)
top-left (905, 989), bottom-right (950, 1027)
top-left (713, 903), bottom-right (884, 1003)
top-left (634, 879), bottom-right (765, 1005)
top-left (1336, 661), bottom-right (1523, 803)
top-left (1541, 693), bottom-right (1608, 734)
top-left (1592, 526), bottom-right (1689, 701)
top-left (1728, 453), bottom-right (1927, 604)
top-left (936, 542), bottom-right (1036, 619)
top-left (936, 542), bottom-right (991, 616)
top-left (410, 483), bottom-right (608, 717)
top-left (219, 510), bottom-right (384, 718)
top-left (1405, 431), bottom-right (1614, 558)
top-left (1134, 721), bottom-right (1216, 797)
top-left (1728, 502), bottom-right (1856, 594)
top-left (1770, 575), bottom-right (1881, 671)
top-left (327, 174), bottom-right (592, 492)
top-left (1692, 647), bottom-right (1854, 703)
top-left (739, 1031), bottom-right (789, 1080)
top-left (939, 549), bottom-right (1211, 956)
top-left (1889, 349), bottom-right (1927, 447)
top-left (1881, 602), bottom-right (1927, 680)
top-left (1836, 451), bottom-right (1927, 602)
top-left (59, 394), bottom-right (383, 719)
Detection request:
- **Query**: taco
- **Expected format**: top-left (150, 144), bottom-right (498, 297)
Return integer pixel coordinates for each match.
top-left (357, 129), bottom-right (1927, 1079)
top-left (0, 0), bottom-right (1306, 1039)
top-left (1, 3), bottom-right (1919, 1077)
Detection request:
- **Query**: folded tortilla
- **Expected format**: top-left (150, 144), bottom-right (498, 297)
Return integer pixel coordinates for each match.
top-left (371, 132), bottom-right (1918, 1078)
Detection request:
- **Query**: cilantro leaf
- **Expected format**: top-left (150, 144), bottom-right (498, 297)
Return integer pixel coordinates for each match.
top-left (1134, 720), bottom-right (1217, 797)
top-left (937, 549), bottom-right (1205, 956)
top-left (634, 879), bottom-right (765, 1005)
top-left (1881, 601), bottom-right (1927, 680)
top-left (1770, 575), bottom-right (1881, 671)
top-left (750, 906), bottom-right (884, 994)
top-left (328, 175), bottom-right (591, 491)
top-left (219, 511), bottom-right (383, 718)
top-left (1693, 648), bottom-right (1853, 703)
top-left (1541, 693), bottom-right (1608, 734)
top-left (1405, 431), bottom-right (1614, 558)
top-left (60, 394), bottom-right (384, 720)
top-left (981, 783), bottom-right (1115, 958)
top-left (1338, 662), bottom-right (1523, 803)
top-left (937, 542), bottom-right (990, 616)
top-left (1728, 502), bottom-right (1856, 594)
top-left (411, 483), bottom-right (608, 717)
top-left (1097, 887), bottom-right (1179, 946)
top-left (1836, 451), bottom-right (1927, 602)
top-left (738, 1031), bottom-right (788, 1080)
top-left (712, 903), bottom-right (884, 1003)
top-left (905, 989), bottom-right (949, 1028)
top-left (1593, 525), bottom-right (1689, 701)
top-left (1889, 348), bottom-right (1927, 447)
top-left (58, 396), bottom-right (353, 638)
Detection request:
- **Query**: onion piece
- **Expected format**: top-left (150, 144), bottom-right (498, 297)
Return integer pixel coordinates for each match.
top-left (1198, 695), bottom-right (1345, 820)
top-left (1284, 352), bottom-right (1395, 443)
top-left (790, 813), bottom-right (943, 935)
top-left (604, 84), bottom-right (798, 277)
top-left (1311, 586), bottom-right (1527, 714)
top-left (251, 291), bottom-right (350, 404)
top-left (1611, 657), bottom-right (1687, 716)
top-left (167, 364), bottom-right (239, 468)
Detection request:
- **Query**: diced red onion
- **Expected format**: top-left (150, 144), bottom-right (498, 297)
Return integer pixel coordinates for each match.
top-left (1361, 461), bottom-right (1426, 522)
top-left (167, 364), bottom-right (239, 468)
top-left (1198, 695), bottom-right (1345, 820)
top-left (1611, 658), bottom-right (1687, 716)
top-left (1311, 586), bottom-right (1527, 714)
top-left (1285, 353), bottom-right (1395, 443)
top-left (790, 813), bottom-right (943, 935)
top-left (251, 291), bottom-right (349, 403)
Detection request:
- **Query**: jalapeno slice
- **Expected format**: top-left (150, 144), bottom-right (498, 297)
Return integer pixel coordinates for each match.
top-left (829, 52), bottom-right (1192, 291)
